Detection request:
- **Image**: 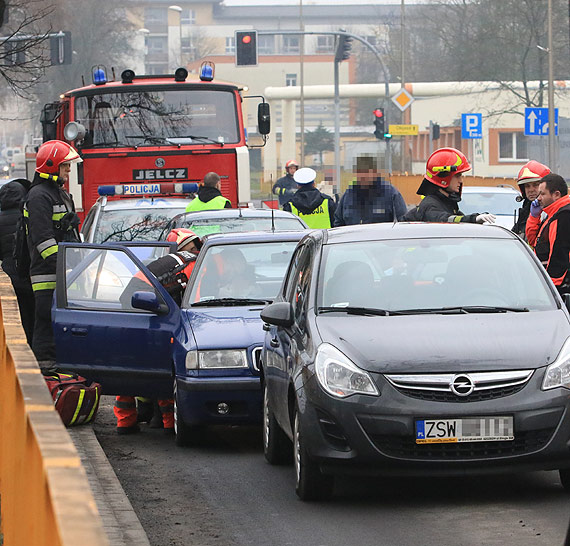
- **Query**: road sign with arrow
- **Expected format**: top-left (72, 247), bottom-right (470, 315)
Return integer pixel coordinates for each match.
top-left (525, 107), bottom-right (558, 136)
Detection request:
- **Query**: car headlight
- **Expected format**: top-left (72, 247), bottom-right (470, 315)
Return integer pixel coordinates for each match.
top-left (542, 337), bottom-right (570, 390)
top-left (185, 349), bottom-right (248, 370)
top-left (315, 343), bottom-right (379, 398)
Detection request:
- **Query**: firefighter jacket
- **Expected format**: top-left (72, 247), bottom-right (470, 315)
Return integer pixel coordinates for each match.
top-left (402, 185), bottom-right (479, 223)
top-left (24, 174), bottom-right (80, 292)
top-left (512, 199), bottom-right (531, 238)
top-left (283, 185), bottom-right (336, 228)
top-left (272, 173), bottom-right (297, 207)
top-left (334, 178), bottom-right (407, 227)
top-left (525, 194), bottom-right (570, 291)
top-left (186, 185), bottom-right (231, 211)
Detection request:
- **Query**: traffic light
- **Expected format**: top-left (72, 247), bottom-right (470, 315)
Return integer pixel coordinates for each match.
top-left (334, 33), bottom-right (353, 63)
top-left (431, 123), bottom-right (440, 140)
top-left (373, 108), bottom-right (385, 140)
top-left (235, 30), bottom-right (258, 67)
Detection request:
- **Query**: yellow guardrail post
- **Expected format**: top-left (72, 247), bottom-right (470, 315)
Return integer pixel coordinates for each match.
top-left (0, 273), bottom-right (109, 546)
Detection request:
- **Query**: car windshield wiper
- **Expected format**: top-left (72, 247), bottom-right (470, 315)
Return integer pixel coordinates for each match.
top-left (125, 135), bottom-right (170, 145)
top-left (318, 306), bottom-right (394, 316)
top-left (391, 306), bottom-right (530, 315)
top-left (168, 135), bottom-right (225, 146)
top-left (191, 297), bottom-right (272, 307)
top-left (83, 140), bottom-right (131, 148)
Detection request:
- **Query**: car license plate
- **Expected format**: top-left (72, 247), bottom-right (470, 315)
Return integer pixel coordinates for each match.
top-left (415, 416), bottom-right (514, 444)
top-left (123, 183), bottom-right (161, 195)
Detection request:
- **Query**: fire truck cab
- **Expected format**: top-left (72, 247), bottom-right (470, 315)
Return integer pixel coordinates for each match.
top-left (40, 64), bottom-right (270, 220)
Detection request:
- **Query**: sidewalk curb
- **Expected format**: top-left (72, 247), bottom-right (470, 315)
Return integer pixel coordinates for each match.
top-left (68, 426), bottom-right (151, 546)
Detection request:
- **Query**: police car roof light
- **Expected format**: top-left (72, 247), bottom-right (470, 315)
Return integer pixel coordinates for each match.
top-left (98, 185), bottom-right (117, 196)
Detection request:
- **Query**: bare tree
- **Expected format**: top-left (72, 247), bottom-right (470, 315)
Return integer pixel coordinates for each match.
top-left (0, 0), bottom-right (54, 98)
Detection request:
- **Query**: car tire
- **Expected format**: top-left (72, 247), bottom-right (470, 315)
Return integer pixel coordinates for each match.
top-left (263, 381), bottom-right (292, 465)
top-left (293, 407), bottom-right (334, 501)
top-left (174, 378), bottom-right (204, 447)
top-left (559, 468), bottom-right (570, 491)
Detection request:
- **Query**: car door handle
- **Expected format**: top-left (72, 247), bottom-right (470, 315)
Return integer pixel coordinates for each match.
top-left (71, 327), bottom-right (88, 336)
top-left (270, 337), bottom-right (279, 348)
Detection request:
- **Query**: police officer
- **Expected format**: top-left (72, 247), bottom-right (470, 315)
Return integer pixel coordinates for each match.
top-left (25, 141), bottom-right (81, 368)
top-left (186, 172), bottom-right (231, 211)
top-left (272, 159), bottom-right (298, 207)
top-left (403, 147), bottom-right (496, 224)
top-left (283, 167), bottom-right (335, 228)
top-left (115, 229), bottom-right (202, 434)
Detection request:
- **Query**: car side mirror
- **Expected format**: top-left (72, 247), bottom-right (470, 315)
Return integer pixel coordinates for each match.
top-left (260, 302), bottom-right (293, 328)
top-left (257, 102), bottom-right (270, 135)
top-left (132, 291), bottom-right (168, 315)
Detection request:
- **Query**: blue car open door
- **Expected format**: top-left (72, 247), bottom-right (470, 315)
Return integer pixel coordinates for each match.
top-left (53, 243), bottom-right (180, 397)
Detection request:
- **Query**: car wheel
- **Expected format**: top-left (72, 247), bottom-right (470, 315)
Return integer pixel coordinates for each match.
top-left (174, 378), bottom-right (204, 447)
top-left (559, 468), bottom-right (570, 491)
top-left (263, 381), bottom-right (292, 465)
top-left (293, 407), bottom-right (334, 501)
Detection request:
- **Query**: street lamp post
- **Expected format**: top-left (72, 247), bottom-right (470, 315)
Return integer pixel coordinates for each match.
top-left (547, 0), bottom-right (556, 169)
top-left (168, 5), bottom-right (183, 69)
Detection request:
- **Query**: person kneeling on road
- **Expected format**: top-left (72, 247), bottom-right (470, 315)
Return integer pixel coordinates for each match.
top-left (403, 147), bottom-right (496, 225)
top-left (114, 229), bottom-right (202, 435)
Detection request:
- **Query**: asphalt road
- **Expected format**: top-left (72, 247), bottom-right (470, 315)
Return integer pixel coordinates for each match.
top-left (94, 397), bottom-right (570, 546)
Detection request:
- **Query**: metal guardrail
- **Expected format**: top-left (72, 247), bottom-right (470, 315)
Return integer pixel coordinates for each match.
top-left (0, 273), bottom-right (109, 546)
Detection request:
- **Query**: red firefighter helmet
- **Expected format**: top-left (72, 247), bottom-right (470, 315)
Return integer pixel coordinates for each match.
top-left (517, 160), bottom-right (550, 186)
top-left (424, 147), bottom-right (471, 188)
top-left (36, 140), bottom-right (82, 175)
top-left (166, 228), bottom-right (202, 251)
top-left (285, 159), bottom-right (299, 170)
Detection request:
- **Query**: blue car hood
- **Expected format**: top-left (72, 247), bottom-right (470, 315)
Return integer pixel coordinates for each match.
top-left (316, 310), bottom-right (570, 373)
top-left (183, 307), bottom-right (265, 350)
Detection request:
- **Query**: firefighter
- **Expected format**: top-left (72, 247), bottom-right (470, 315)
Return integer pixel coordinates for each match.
top-left (283, 167), bottom-right (335, 228)
top-left (512, 160), bottom-right (550, 238)
top-left (24, 141), bottom-right (81, 369)
top-left (403, 147), bottom-right (496, 224)
top-left (186, 172), bottom-right (231, 211)
top-left (115, 228), bottom-right (202, 434)
top-left (272, 159), bottom-right (298, 207)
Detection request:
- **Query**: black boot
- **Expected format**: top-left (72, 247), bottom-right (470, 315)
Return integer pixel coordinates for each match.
top-left (148, 401), bottom-right (163, 429)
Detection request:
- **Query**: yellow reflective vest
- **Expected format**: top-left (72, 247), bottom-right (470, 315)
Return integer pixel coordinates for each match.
top-left (186, 195), bottom-right (231, 212)
top-left (289, 199), bottom-right (331, 228)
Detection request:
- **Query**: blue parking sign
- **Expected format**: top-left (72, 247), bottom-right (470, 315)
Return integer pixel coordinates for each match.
top-left (461, 113), bottom-right (482, 139)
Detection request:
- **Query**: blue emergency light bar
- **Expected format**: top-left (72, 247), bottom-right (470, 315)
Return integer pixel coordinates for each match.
top-left (98, 182), bottom-right (199, 197)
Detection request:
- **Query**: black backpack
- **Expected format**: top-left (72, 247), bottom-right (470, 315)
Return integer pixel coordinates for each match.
top-left (13, 203), bottom-right (30, 277)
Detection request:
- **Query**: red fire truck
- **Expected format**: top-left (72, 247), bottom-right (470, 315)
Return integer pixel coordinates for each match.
top-left (39, 63), bottom-right (270, 220)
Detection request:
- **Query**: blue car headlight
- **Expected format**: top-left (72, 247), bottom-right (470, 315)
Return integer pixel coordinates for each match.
top-left (542, 337), bottom-right (570, 390)
top-left (186, 349), bottom-right (248, 370)
top-left (315, 343), bottom-right (379, 398)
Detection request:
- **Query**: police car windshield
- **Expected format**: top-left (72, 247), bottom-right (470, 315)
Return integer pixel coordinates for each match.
top-left (173, 216), bottom-right (305, 238)
top-left (187, 241), bottom-right (298, 306)
top-left (95, 207), bottom-right (187, 243)
top-left (75, 89), bottom-right (239, 148)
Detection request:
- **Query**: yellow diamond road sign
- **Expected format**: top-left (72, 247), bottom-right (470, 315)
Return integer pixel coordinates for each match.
top-left (392, 88), bottom-right (414, 112)
top-left (389, 124), bottom-right (419, 136)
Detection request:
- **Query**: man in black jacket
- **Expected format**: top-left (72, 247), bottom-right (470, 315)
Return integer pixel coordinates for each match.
top-left (403, 147), bottom-right (496, 224)
top-left (24, 141), bottom-right (81, 367)
top-left (283, 167), bottom-right (335, 228)
top-left (0, 178), bottom-right (34, 344)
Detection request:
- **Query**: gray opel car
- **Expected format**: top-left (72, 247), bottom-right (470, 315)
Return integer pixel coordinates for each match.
top-left (260, 223), bottom-right (570, 500)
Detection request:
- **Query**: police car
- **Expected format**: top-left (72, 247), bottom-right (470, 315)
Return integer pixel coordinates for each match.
top-left (460, 186), bottom-right (521, 229)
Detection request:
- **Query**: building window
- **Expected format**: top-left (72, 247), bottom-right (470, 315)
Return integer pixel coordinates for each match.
top-left (181, 37), bottom-right (193, 53)
top-left (225, 37), bottom-right (235, 54)
top-left (181, 8), bottom-right (195, 25)
top-left (286, 73), bottom-right (297, 86)
top-left (283, 36), bottom-right (299, 54)
top-left (146, 64), bottom-right (169, 75)
top-left (258, 35), bottom-right (274, 55)
top-left (144, 7), bottom-right (167, 27)
top-left (316, 35), bottom-right (334, 54)
top-left (147, 36), bottom-right (167, 54)
top-left (499, 132), bottom-right (528, 161)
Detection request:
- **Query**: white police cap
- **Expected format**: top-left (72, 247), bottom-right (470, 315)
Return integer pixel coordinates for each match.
top-left (294, 167), bottom-right (317, 185)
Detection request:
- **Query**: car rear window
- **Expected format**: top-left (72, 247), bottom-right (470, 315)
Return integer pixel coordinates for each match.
top-left (319, 237), bottom-right (556, 312)
top-left (174, 216), bottom-right (306, 238)
top-left (460, 192), bottom-right (519, 216)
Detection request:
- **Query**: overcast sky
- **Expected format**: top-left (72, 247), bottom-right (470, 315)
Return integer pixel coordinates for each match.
top-left (223, 0), bottom-right (427, 5)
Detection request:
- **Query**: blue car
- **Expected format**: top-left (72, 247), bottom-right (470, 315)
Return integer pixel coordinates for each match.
top-left (53, 231), bottom-right (305, 446)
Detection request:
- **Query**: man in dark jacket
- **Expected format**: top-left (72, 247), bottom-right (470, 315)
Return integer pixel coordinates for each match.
top-left (512, 160), bottom-right (550, 238)
top-left (25, 141), bottom-right (81, 368)
top-left (403, 147), bottom-right (496, 224)
top-left (185, 172), bottom-right (232, 211)
top-left (272, 159), bottom-right (298, 207)
top-left (334, 155), bottom-right (406, 227)
top-left (283, 167), bottom-right (335, 228)
top-left (0, 178), bottom-right (34, 344)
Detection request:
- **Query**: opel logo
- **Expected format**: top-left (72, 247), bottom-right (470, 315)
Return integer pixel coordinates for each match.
top-left (450, 374), bottom-right (475, 397)
top-left (155, 157), bottom-right (165, 168)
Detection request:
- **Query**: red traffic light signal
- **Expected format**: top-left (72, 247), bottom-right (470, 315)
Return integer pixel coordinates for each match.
top-left (242, 35), bottom-right (252, 44)
top-left (373, 109), bottom-right (384, 118)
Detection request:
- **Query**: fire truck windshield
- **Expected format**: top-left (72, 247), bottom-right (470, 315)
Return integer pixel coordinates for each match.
top-left (75, 88), bottom-right (240, 148)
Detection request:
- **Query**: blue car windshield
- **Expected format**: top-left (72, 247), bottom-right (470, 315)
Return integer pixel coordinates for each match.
top-left (187, 241), bottom-right (298, 305)
top-left (318, 237), bottom-right (556, 312)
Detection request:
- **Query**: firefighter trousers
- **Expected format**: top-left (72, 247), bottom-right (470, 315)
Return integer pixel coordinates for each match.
top-left (114, 396), bottom-right (174, 429)
top-left (32, 289), bottom-right (56, 365)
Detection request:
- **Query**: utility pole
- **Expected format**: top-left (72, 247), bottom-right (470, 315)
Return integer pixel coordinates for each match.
top-left (299, 0), bottom-right (305, 165)
top-left (547, 0), bottom-right (556, 169)
top-left (400, 0), bottom-right (406, 174)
